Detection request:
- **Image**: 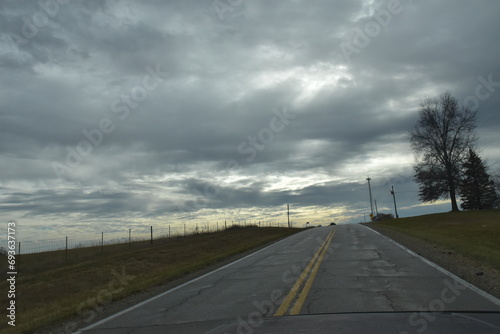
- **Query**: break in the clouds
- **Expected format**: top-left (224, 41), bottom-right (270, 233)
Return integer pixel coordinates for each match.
top-left (1, 0), bottom-right (500, 240)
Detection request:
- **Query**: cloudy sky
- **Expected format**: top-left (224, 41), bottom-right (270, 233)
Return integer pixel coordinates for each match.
top-left (1, 0), bottom-right (500, 242)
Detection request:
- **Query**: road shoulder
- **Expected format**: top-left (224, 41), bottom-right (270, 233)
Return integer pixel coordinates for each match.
top-left (365, 224), bottom-right (500, 300)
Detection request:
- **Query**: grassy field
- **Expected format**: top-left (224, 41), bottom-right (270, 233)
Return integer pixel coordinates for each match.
top-left (371, 209), bottom-right (500, 271)
top-left (0, 226), bottom-right (301, 334)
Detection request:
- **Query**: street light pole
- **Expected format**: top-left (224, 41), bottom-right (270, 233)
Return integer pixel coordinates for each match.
top-left (366, 176), bottom-right (374, 220)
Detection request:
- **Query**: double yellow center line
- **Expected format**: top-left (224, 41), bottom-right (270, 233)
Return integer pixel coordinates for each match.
top-left (274, 228), bottom-right (336, 316)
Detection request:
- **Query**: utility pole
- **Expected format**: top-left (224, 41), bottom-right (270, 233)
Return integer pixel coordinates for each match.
top-left (390, 186), bottom-right (399, 218)
top-left (287, 204), bottom-right (290, 228)
top-left (366, 177), bottom-right (374, 220)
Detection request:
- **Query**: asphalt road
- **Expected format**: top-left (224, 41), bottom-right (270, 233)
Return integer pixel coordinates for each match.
top-left (75, 224), bottom-right (500, 334)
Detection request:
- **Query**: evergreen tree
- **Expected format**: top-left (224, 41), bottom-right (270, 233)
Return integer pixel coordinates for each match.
top-left (460, 149), bottom-right (499, 210)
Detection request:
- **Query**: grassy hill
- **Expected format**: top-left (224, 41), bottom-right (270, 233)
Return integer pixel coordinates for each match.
top-left (371, 209), bottom-right (500, 271)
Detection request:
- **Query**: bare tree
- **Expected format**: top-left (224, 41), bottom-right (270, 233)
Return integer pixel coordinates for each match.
top-left (410, 92), bottom-right (477, 211)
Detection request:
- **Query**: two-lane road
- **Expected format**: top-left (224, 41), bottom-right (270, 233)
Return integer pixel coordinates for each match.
top-left (75, 224), bottom-right (500, 334)
top-left (299, 224), bottom-right (500, 314)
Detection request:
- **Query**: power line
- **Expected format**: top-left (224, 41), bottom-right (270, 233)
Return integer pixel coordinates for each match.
top-left (287, 204), bottom-right (290, 228)
top-left (390, 185), bottom-right (399, 218)
top-left (366, 176), bottom-right (374, 220)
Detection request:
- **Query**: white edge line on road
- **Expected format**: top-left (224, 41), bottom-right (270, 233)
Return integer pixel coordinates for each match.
top-left (73, 231), bottom-right (303, 334)
top-left (362, 224), bottom-right (500, 308)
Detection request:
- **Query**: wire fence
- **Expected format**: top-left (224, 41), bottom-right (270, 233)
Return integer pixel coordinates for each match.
top-left (0, 220), bottom-right (292, 274)
top-left (1, 220), bottom-right (289, 256)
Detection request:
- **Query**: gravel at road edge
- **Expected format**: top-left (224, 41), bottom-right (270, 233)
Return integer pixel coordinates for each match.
top-left (366, 224), bottom-right (500, 300)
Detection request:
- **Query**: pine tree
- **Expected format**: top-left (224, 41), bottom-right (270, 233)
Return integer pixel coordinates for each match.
top-left (460, 149), bottom-right (499, 210)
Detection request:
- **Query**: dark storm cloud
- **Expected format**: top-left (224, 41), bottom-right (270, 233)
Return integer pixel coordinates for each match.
top-left (1, 0), bottom-right (499, 237)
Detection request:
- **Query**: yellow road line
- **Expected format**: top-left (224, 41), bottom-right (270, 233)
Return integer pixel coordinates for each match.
top-left (273, 240), bottom-right (325, 317)
top-left (274, 228), bottom-right (336, 316)
top-left (290, 229), bottom-right (335, 314)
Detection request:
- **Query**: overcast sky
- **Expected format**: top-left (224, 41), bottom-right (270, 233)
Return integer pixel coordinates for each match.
top-left (1, 0), bottom-right (499, 241)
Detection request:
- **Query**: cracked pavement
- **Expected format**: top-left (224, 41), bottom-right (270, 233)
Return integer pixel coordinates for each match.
top-left (76, 224), bottom-right (500, 334)
top-left (302, 224), bottom-right (500, 314)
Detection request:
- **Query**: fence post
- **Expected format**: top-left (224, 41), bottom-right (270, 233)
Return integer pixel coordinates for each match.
top-left (150, 226), bottom-right (153, 244)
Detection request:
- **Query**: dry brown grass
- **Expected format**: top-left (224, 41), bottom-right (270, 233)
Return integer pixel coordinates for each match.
top-left (0, 226), bottom-right (301, 334)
